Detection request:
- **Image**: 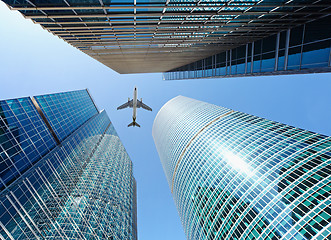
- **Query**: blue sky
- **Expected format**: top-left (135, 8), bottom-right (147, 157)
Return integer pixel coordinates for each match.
top-left (1, 2), bottom-right (331, 239)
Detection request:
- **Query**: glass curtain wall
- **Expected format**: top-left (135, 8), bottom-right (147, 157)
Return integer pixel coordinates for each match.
top-left (0, 90), bottom-right (137, 240)
top-left (153, 96), bottom-right (331, 240)
top-left (165, 16), bottom-right (331, 80)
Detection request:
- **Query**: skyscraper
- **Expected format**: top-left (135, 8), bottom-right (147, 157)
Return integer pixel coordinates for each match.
top-left (0, 90), bottom-right (137, 240)
top-left (2, 0), bottom-right (330, 77)
top-left (153, 96), bottom-right (331, 240)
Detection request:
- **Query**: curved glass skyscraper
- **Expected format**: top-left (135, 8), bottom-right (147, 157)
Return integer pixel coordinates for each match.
top-left (0, 90), bottom-right (137, 240)
top-left (153, 96), bottom-right (330, 240)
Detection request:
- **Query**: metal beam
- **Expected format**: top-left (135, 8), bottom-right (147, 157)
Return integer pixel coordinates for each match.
top-left (36, 19), bottom-right (306, 25)
top-left (54, 25), bottom-right (290, 35)
top-left (24, 11), bottom-right (331, 19)
top-left (30, 97), bottom-right (61, 145)
top-left (10, 3), bottom-right (330, 11)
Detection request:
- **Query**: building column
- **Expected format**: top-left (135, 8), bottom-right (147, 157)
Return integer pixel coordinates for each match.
top-left (226, 50), bottom-right (228, 75)
top-left (284, 29), bottom-right (291, 71)
top-left (245, 44), bottom-right (248, 74)
top-left (274, 32), bottom-right (280, 71)
top-left (229, 49), bottom-right (232, 75)
top-left (299, 24), bottom-right (305, 69)
top-left (211, 55), bottom-right (216, 76)
top-left (251, 42), bottom-right (254, 73)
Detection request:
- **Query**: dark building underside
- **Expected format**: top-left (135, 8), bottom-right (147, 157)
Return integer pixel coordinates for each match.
top-left (2, 0), bottom-right (331, 75)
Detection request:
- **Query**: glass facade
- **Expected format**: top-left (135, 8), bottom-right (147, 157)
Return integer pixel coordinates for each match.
top-left (164, 16), bottom-right (331, 80)
top-left (0, 90), bottom-right (137, 240)
top-left (153, 96), bottom-right (331, 240)
top-left (34, 90), bottom-right (98, 141)
top-left (2, 0), bottom-right (330, 74)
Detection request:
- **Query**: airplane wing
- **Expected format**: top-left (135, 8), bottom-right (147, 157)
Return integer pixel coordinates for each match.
top-left (117, 100), bottom-right (133, 110)
top-left (137, 100), bottom-right (152, 111)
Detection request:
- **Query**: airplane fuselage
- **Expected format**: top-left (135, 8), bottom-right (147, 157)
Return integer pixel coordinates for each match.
top-left (132, 87), bottom-right (137, 121)
top-left (117, 86), bottom-right (152, 127)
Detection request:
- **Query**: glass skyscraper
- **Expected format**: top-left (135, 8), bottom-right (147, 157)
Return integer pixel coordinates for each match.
top-left (2, 0), bottom-right (330, 77)
top-left (153, 96), bottom-right (331, 240)
top-left (0, 90), bottom-right (137, 240)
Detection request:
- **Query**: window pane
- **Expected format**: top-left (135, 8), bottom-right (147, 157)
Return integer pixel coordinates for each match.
top-left (301, 41), bottom-right (330, 69)
top-left (263, 35), bottom-right (277, 52)
top-left (304, 16), bottom-right (331, 43)
top-left (290, 26), bottom-right (304, 47)
top-left (287, 46), bottom-right (302, 70)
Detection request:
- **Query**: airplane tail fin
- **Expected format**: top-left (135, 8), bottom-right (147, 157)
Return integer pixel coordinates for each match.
top-left (128, 121), bottom-right (140, 127)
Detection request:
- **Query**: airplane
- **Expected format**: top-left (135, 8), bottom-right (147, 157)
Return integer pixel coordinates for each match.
top-left (117, 87), bottom-right (152, 127)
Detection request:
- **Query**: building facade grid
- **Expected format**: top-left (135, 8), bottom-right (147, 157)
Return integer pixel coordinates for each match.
top-left (34, 90), bottom-right (98, 141)
top-left (153, 96), bottom-right (331, 240)
top-left (0, 90), bottom-right (137, 240)
top-left (2, 0), bottom-right (330, 74)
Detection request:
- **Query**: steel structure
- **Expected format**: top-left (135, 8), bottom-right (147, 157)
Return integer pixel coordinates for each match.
top-left (2, 0), bottom-right (330, 74)
top-left (153, 96), bottom-right (331, 240)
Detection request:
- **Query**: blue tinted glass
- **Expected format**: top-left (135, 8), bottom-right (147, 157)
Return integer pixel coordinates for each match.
top-left (231, 65), bottom-right (237, 75)
top-left (278, 55), bottom-right (285, 71)
top-left (163, 17), bottom-right (330, 81)
top-left (237, 63), bottom-right (245, 74)
top-left (261, 58), bottom-right (275, 72)
top-left (35, 90), bottom-right (98, 141)
top-left (0, 98), bottom-right (56, 188)
top-left (1, 108), bottom-right (136, 240)
top-left (301, 44), bottom-right (330, 69)
top-left (253, 60), bottom-right (261, 72)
